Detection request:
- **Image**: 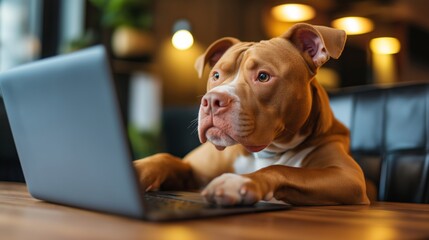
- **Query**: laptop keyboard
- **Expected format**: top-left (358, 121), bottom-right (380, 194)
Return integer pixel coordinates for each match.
top-left (141, 191), bottom-right (290, 220)
top-left (143, 192), bottom-right (210, 211)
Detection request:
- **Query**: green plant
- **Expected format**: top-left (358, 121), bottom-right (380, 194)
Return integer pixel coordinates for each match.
top-left (127, 124), bottom-right (160, 159)
top-left (90, 0), bottom-right (153, 30)
top-left (63, 30), bottom-right (96, 52)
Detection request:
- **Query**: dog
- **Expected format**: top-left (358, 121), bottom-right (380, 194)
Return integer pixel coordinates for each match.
top-left (134, 23), bottom-right (370, 206)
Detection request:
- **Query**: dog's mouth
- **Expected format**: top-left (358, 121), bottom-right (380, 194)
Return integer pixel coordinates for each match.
top-left (200, 125), bottom-right (268, 152)
top-left (198, 99), bottom-right (270, 153)
top-left (202, 127), bottom-right (236, 149)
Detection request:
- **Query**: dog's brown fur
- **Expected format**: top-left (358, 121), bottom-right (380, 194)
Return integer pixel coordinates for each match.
top-left (134, 23), bottom-right (370, 206)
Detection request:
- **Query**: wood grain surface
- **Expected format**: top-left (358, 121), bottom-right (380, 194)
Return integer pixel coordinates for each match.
top-left (1, 182), bottom-right (428, 240)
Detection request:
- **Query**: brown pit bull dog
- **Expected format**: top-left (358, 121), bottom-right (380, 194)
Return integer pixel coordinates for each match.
top-left (134, 23), bottom-right (370, 206)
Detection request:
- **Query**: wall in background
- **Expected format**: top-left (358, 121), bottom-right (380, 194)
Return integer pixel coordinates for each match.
top-left (152, 0), bottom-right (267, 106)
top-left (149, 0), bottom-right (429, 106)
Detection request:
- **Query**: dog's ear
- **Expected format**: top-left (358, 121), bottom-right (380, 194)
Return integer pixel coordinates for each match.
top-left (282, 23), bottom-right (346, 71)
top-left (195, 37), bottom-right (240, 78)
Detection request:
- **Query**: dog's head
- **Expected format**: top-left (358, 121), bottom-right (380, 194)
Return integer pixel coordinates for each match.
top-left (195, 23), bottom-right (346, 152)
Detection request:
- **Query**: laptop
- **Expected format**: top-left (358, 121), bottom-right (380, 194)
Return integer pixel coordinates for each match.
top-left (0, 45), bottom-right (289, 221)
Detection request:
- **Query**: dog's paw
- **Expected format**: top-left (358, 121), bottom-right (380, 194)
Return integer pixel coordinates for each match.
top-left (133, 153), bottom-right (193, 192)
top-left (134, 156), bottom-right (167, 191)
top-left (201, 173), bottom-right (270, 206)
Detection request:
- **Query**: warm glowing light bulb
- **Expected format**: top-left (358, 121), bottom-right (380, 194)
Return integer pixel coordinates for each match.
top-left (172, 30), bottom-right (194, 50)
top-left (271, 4), bottom-right (315, 22)
top-left (370, 37), bottom-right (401, 54)
top-left (331, 17), bottom-right (374, 35)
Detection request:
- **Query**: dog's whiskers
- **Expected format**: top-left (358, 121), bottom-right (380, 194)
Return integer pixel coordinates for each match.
top-left (188, 118), bottom-right (199, 135)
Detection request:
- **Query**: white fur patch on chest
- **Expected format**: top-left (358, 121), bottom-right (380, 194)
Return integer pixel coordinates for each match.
top-left (233, 146), bottom-right (316, 174)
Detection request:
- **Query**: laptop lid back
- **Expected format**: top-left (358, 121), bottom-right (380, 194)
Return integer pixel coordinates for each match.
top-left (0, 46), bottom-right (145, 218)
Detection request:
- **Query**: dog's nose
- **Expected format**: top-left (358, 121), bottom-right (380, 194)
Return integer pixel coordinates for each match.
top-left (201, 92), bottom-right (232, 114)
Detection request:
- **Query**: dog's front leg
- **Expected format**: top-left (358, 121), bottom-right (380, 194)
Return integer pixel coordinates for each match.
top-left (248, 164), bottom-right (369, 205)
top-left (203, 142), bottom-right (370, 206)
top-left (134, 143), bottom-right (242, 192)
top-left (202, 164), bottom-right (369, 206)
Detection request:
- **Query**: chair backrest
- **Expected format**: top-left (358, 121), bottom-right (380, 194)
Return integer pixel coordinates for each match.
top-left (329, 82), bottom-right (429, 203)
top-left (161, 106), bottom-right (200, 158)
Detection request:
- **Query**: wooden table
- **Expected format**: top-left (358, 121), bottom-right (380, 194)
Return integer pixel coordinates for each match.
top-left (1, 182), bottom-right (429, 240)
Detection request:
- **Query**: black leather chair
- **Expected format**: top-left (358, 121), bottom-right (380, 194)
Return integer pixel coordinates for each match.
top-left (329, 82), bottom-right (429, 203)
top-left (161, 106), bottom-right (200, 158)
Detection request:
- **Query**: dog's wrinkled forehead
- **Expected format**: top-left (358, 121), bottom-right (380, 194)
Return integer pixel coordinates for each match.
top-left (213, 42), bottom-right (254, 72)
top-left (215, 38), bottom-right (304, 74)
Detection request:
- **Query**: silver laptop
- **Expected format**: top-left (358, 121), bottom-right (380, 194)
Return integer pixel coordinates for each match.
top-left (0, 45), bottom-right (289, 221)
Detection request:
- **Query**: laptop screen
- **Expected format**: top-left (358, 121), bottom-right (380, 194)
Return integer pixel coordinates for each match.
top-left (0, 46), bottom-right (145, 218)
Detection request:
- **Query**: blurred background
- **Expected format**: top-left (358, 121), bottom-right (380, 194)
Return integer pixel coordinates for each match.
top-left (2, 0), bottom-right (429, 103)
top-left (1, 0), bottom-right (429, 180)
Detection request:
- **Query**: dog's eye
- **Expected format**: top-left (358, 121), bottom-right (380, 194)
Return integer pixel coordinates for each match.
top-left (257, 72), bottom-right (270, 82)
top-left (212, 71), bottom-right (220, 81)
